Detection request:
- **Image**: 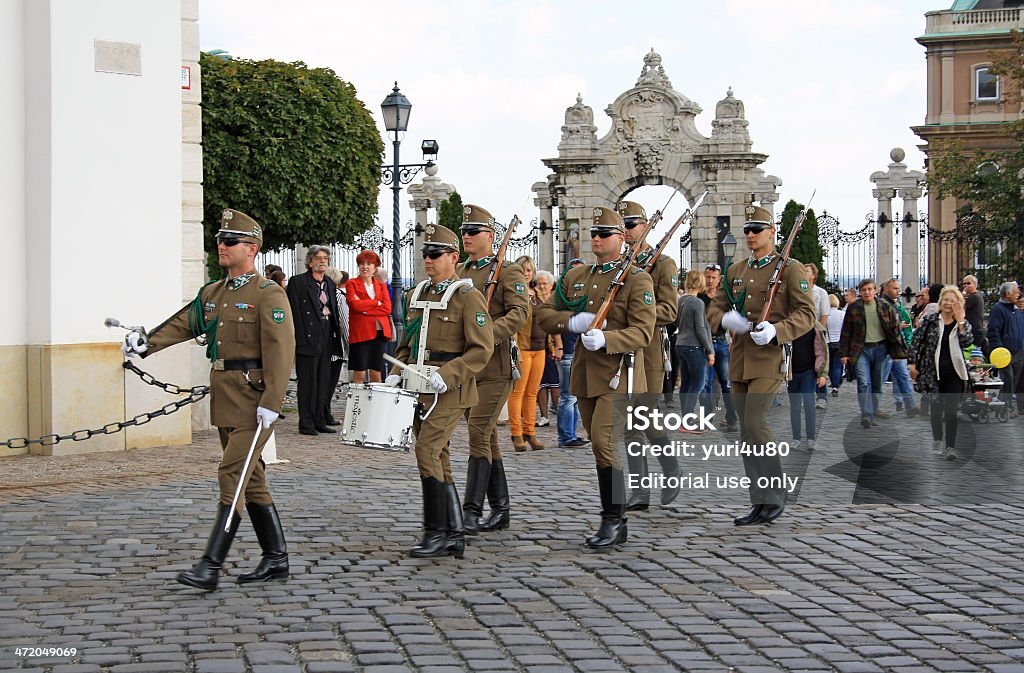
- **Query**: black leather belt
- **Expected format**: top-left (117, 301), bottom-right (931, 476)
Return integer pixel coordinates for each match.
top-left (424, 351), bottom-right (459, 363)
top-left (213, 358), bottom-right (263, 371)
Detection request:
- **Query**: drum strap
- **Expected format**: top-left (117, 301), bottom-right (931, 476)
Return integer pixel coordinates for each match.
top-left (409, 278), bottom-right (474, 371)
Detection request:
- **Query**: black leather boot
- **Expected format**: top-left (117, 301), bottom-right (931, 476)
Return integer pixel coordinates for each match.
top-left (657, 452), bottom-right (681, 505)
top-left (410, 477), bottom-right (450, 558)
top-left (462, 456), bottom-right (491, 536)
top-left (176, 503), bottom-right (240, 591)
top-left (478, 460), bottom-right (510, 532)
top-left (586, 466), bottom-right (628, 549)
top-left (625, 451), bottom-right (650, 511)
top-left (237, 502), bottom-right (289, 584)
top-left (445, 482), bottom-right (466, 559)
top-left (733, 504), bottom-right (764, 526)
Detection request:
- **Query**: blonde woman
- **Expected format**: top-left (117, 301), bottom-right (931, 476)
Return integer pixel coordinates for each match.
top-left (533, 270), bottom-right (561, 426)
top-left (506, 255), bottom-right (546, 451)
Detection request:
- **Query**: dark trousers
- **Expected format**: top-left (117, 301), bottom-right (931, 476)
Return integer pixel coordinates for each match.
top-left (296, 319), bottom-right (333, 431)
top-left (998, 350), bottom-right (1024, 411)
top-left (931, 374), bottom-right (965, 448)
top-left (323, 357), bottom-right (344, 422)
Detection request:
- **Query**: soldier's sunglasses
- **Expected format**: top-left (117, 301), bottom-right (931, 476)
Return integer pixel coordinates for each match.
top-left (216, 236), bottom-right (247, 247)
top-left (591, 230), bottom-right (617, 239)
top-left (422, 250), bottom-right (449, 260)
top-left (742, 224), bottom-right (770, 235)
top-left (460, 227), bottom-right (487, 236)
top-left (624, 219), bottom-right (644, 230)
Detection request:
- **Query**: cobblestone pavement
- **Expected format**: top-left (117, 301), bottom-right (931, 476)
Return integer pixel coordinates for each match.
top-left (2, 384), bottom-right (1024, 672)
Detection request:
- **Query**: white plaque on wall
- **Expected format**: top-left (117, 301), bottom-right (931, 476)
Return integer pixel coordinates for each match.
top-left (94, 40), bottom-right (142, 76)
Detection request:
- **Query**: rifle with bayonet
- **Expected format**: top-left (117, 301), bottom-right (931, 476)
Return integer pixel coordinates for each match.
top-left (642, 191), bottom-right (708, 273)
top-left (756, 190), bottom-right (816, 326)
top-left (484, 215), bottom-right (520, 305)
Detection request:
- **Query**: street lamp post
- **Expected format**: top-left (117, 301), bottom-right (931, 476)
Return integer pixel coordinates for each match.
top-left (721, 231), bottom-right (737, 267)
top-left (379, 82), bottom-right (438, 333)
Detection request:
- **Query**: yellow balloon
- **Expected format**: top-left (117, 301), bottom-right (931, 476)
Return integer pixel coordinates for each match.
top-left (990, 347), bottom-right (1012, 369)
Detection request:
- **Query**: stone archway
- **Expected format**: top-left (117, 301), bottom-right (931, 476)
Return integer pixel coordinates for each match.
top-left (534, 49), bottom-right (781, 270)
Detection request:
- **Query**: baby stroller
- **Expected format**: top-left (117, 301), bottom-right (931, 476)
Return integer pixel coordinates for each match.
top-left (960, 363), bottom-right (1008, 423)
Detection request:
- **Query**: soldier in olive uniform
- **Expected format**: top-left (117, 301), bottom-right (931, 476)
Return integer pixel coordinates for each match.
top-left (616, 200), bottom-right (682, 511)
top-left (386, 224), bottom-right (494, 558)
top-left (457, 205), bottom-right (530, 535)
top-left (536, 207), bottom-right (656, 548)
top-left (122, 209), bottom-right (296, 590)
top-left (707, 205), bottom-right (816, 526)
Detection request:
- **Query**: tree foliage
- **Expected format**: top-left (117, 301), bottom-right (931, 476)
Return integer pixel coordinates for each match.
top-left (437, 191), bottom-right (466, 260)
top-left (777, 199), bottom-right (825, 273)
top-left (926, 29), bottom-right (1024, 284)
top-left (201, 53), bottom-right (384, 276)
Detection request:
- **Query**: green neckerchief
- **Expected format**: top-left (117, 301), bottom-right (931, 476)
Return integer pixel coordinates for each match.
top-left (225, 272), bottom-right (256, 291)
top-left (722, 266), bottom-right (747, 314)
top-left (188, 279), bottom-right (222, 362)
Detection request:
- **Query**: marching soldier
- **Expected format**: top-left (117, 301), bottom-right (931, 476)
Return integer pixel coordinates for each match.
top-left (617, 201), bottom-right (681, 511)
top-left (122, 209), bottom-right (295, 590)
top-left (457, 205), bottom-right (530, 535)
top-left (386, 224), bottom-right (494, 558)
top-left (536, 206), bottom-right (656, 548)
top-left (707, 205), bottom-right (816, 526)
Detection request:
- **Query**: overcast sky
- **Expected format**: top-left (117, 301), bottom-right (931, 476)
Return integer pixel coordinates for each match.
top-left (201, 0), bottom-right (942, 246)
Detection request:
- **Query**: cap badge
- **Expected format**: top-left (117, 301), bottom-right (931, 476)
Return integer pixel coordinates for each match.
top-left (222, 209), bottom-right (234, 222)
top-left (592, 208), bottom-right (603, 219)
top-left (745, 205), bottom-right (755, 217)
top-left (463, 205), bottom-right (472, 221)
top-left (425, 224), bottom-right (436, 235)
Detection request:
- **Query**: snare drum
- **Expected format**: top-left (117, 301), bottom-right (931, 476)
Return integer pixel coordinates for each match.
top-left (341, 384), bottom-right (418, 451)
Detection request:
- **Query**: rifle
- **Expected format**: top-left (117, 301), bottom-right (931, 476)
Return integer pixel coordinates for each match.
top-left (484, 215), bottom-right (520, 305)
top-left (588, 215), bottom-right (657, 332)
top-left (756, 190), bottom-right (816, 326)
top-left (643, 191), bottom-right (708, 273)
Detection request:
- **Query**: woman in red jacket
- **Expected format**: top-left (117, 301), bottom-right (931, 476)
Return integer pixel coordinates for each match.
top-left (346, 250), bottom-right (393, 384)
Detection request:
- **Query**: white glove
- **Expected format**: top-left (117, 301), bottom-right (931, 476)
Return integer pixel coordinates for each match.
top-left (429, 372), bottom-right (448, 394)
top-left (581, 329), bottom-right (606, 351)
top-left (568, 312), bottom-right (606, 333)
top-left (750, 321), bottom-right (777, 346)
top-left (721, 310), bottom-right (751, 334)
top-left (256, 406), bottom-right (279, 427)
top-left (120, 331), bottom-right (149, 358)
top-left (385, 374), bottom-right (402, 387)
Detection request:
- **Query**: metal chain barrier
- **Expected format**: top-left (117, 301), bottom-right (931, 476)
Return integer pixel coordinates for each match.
top-left (1, 361), bottom-right (209, 450)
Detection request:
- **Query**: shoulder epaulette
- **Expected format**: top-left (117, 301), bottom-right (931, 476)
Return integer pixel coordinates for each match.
top-left (259, 279), bottom-right (275, 289)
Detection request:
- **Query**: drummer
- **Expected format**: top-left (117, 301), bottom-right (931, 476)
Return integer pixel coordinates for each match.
top-left (386, 224), bottom-right (494, 559)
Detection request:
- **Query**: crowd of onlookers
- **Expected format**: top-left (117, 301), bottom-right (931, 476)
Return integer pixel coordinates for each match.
top-left (264, 248), bottom-right (1024, 459)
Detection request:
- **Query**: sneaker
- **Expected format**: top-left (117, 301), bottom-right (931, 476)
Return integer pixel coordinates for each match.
top-left (945, 446), bottom-right (958, 461)
top-left (860, 416), bottom-right (871, 429)
top-left (536, 416), bottom-right (550, 427)
top-left (831, 388), bottom-right (839, 397)
top-left (559, 438), bottom-right (590, 448)
top-left (815, 398), bottom-right (828, 410)
top-left (932, 440), bottom-right (944, 454)
top-left (806, 439), bottom-right (816, 450)
top-left (875, 410), bottom-right (891, 419)
top-left (870, 418), bottom-right (878, 426)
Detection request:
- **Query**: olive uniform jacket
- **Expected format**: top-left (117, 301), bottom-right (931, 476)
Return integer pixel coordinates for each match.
top-left (392, 278), bottom-right (495, 408)
top-left (458, 258), bottom-right (530, 382)
top-left (144, 274), bottom-right (296, 428)
top-left (536, 261), bottom-right (656, 398)
top-left (635, 250), bottom-right (678, 390)
top-left (708, 253), bottom-right (817, 382)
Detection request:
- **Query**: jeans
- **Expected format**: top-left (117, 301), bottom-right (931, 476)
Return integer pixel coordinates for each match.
top-left (854, 344), bottom-right (888, 419)
top-left (700, 339), bottom-right (737, 424)
top-left (676, 345), bottom-right (707, 417)
top-left (828, 343), bottom-right (843, 389)
top-left (881, 356), bottom-right (917, 409)
top-left (556, 356), bottom-right (581, 444)
top-left (787, 368), bottom-right (817, 440)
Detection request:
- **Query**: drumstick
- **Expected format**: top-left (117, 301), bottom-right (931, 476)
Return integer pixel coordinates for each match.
top-left (384, 354), bottom-right (430, 380)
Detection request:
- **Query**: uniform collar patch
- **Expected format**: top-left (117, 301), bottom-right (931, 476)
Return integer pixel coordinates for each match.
top-left (748, 254), bottom-right (775, 269)
top-left (593, 260), bottom-right (618, 274)
top-left (473, 256), bottom-right (494, 269)
top-left (226, 272), bottom-right (255, 290)
top-left (433, 276), bottom-right (458, 294)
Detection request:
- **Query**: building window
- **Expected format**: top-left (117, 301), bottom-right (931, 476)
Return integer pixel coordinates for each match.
top-left (975, 67), bottom-right (1000, 101)
top-left (975, 241), bottom-right (1003, 269)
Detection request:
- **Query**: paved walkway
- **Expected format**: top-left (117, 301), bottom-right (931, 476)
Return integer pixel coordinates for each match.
top-left (2, 384), bottom-right (1024, 672)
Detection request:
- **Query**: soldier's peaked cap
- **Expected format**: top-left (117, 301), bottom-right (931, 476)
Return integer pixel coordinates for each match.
top-left (218, 209), bottom-right (264, 246)
top-left (462, 204), bottom-right (496, 231)
top-left (422, 223), bottom-right (460, 252)
top-left (616, 201), bottom-right (646, 220)
top-left (591, 206), bottom-right (625, 233)
top-left (744, 205), bottom-right (774, 227)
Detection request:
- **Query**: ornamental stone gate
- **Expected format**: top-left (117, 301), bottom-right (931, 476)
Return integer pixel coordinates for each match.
top-left (533, 49), bottom-right (781, 271)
